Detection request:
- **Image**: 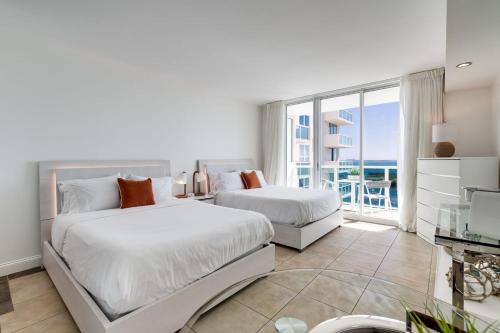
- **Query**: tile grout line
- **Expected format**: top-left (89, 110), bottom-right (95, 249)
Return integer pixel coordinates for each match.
top-left (347, 229), bottom-right (400, 312)
top-left (373, 229), bottom-right (401, 276)
top-left (289, 224), bottom-right (382, 316)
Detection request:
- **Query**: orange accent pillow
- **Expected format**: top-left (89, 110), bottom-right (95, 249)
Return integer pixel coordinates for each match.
top-left (240, 171), bottom-right (262, 189)
top-left (117, 178), bottom-right (155, 209)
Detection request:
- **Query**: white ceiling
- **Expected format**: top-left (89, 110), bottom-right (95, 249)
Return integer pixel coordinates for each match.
top-left (445, 0), bottom-right (500, 92)
top-left (2, 0), bottom-right (446, 104)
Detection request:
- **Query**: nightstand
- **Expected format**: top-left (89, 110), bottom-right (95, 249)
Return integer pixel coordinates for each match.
top-left (189, 194), bottom-right (215, 205)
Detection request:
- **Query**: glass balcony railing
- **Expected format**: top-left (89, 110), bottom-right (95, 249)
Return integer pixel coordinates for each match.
top-left (339, 110), bottom-right (353, 122)
top-left (339, 134), bottom-right (352, 146)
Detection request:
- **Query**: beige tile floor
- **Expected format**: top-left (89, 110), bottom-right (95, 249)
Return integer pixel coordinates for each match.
top-left (0, 221), bottom-right (436, 333)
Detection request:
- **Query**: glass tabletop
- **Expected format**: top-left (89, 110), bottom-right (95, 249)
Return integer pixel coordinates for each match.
top-left (435, 203), bottom-right (500, 250)
top-left (181, 269), bottom-right (496, 333)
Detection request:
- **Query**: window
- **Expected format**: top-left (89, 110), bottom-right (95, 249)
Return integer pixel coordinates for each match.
top-left (299, 144), bottom-right (310, 162)
top-left (286, 102), bottom-right (314, 188)
top-left (295, 114), bottom-right (310, 140)
top-left (286, 82), bottom-right (400, 224)
top-left (297, 167), bottom-right (311, 188)
top-left (328, 123), bottom-right (338, 134)
top-left (298, 177), bottom-right (310, 188)
top-left (295, 126), bottom-right (309, 140)
top-left (299, 115), bottom-right (309, 126)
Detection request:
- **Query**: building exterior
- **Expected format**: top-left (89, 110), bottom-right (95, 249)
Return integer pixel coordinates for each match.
top-left (286, 108), bottom-right (353, 188)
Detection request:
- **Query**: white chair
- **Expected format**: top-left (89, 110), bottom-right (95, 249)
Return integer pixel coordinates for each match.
top-left (364, 180), bottom-right (392, 210)
top-left (322, 179), bottom-right (335, 190)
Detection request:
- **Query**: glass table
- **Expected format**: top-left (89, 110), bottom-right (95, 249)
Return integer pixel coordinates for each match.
top-left (181, 269), bottom-right (495, 333)
top-left (435, 203), bottom-right (500, 313)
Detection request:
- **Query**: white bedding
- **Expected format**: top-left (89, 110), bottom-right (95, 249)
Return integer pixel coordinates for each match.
top-left (215, 186), bottom-right (341, 227)
top-left (52, 199), bottom-right (274, 318)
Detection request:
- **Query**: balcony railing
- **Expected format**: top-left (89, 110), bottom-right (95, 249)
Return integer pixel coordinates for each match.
top-left (323, 110), bottom-right (354, 125)
top-left (288, 163), bottom-right (398, 215)
top-left (339, 110), bottom-right (353, 122)
top-left (324, 134), bottom-right (352, 148)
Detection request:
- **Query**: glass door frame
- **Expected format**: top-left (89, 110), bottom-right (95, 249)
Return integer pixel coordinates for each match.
top-left (284, 78), bottom-right (400, 226)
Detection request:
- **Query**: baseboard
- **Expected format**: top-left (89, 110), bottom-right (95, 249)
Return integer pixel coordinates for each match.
top-left (0, 255), bottom-right (41, 277)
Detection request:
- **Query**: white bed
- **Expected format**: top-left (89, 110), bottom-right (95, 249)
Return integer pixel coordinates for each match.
top-left (198, 159), bottom-right (344, 250)
top-left (39, 160), bottom-right (275, 333)
top-left (215, 185), bottom-right (342, 227)
top-left (52, 199), bottom-right (273, 318)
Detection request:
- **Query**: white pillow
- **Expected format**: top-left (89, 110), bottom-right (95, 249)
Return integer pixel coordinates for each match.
top-left (213, 172), bottom-right (245, 192)
top-left (128, 175), bottom-right (173, 202)
top-left (244, 169), bottom-right (268, 186)
top-left (58, 174), bottom-right (121, 214)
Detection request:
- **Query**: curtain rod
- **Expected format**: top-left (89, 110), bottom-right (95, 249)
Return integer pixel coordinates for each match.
top-left (407, 66), bottom-right (445, 76)
top-left (275, 76), bottom-right (401, 106)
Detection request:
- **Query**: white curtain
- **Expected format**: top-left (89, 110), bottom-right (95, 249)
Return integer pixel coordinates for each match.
top-left (398, 68), bottom-right (444, 232)
top-left (262, 101), bottom-right (286, 185)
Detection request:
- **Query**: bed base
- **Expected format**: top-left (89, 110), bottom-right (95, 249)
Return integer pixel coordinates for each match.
top-left (43, 241), bottom-right (275, 333)
top-left (271, 209), bottom-right (343, 250)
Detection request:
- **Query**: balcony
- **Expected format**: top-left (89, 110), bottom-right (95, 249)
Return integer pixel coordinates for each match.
top-left (323, 110), bottom-right (353, 125)
top-left (321, 163), bottom-right (399, 221)
top-left (324, 134), bottom-right (352, 148)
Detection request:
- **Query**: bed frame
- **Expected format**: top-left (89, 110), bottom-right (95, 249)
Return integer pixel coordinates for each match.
top-left (198, 159), bottom-right (343, 250)
top-left (39, 160), bottom-right (275, 333)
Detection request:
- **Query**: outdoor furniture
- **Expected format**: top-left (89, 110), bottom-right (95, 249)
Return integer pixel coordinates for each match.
top-left (364, 180), bottom-right (392, 210)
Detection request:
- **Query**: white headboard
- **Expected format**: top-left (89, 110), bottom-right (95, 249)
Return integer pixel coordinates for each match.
top-left (197, 159), bottom-right (254, 193)
top-left (39, 160), bottom-right (171, 245)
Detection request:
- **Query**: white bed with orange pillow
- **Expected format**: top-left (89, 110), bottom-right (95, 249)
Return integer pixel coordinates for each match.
top-left (199, 159), bottom-right (343, 250)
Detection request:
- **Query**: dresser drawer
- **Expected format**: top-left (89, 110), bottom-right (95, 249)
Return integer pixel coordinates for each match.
top-left (417, 159), bottom-right (460, 177)
top-left (417, 188), bottom-right (460, 209)
top-left (416, 218), bottom-right (436, 244)
top-left (417, 203), bottom-right (439, 226)
top-left (417, 173), bottom-right (460, 195)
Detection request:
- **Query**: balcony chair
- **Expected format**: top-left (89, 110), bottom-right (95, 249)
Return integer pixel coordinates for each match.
top-left (364, 180), bottom-right (392, 210)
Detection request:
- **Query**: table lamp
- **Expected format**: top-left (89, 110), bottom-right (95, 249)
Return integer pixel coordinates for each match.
top-left (175, 171), bottom-right (188, 198)
top-left (192, 171), bottom-right (207, 196)
top-left (432, 123), bottom-right (456, 157)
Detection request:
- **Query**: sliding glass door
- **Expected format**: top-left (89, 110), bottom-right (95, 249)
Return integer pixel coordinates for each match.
top-left (361, 87), bottom-right (400, 221)
top-left (286, 83), bottom-right (400, 224)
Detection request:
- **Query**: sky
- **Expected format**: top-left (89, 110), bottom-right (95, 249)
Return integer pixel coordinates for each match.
top-left (338, 101), bottom-right (400, 161)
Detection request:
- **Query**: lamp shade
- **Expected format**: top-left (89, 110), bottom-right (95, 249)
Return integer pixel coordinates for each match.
top-left (175, 171), bottom-right (188, 185)
top-left (432, 123), bottom-right (455, 143)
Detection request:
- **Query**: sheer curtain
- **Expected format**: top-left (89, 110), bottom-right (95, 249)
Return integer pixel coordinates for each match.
top-left (262, 101), bottom-right (286, 185)
top-left (398, 68), bottom-right (444, 232)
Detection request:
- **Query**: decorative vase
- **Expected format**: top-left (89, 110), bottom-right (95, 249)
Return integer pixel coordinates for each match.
top-left (434, 141), bottom-right (455, 157)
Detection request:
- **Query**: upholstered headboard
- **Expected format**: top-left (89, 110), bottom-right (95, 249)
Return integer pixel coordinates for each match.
top-left (197, 159), bottom-right (254, 193)
top-left (38, 160), bottom-right (171, 245)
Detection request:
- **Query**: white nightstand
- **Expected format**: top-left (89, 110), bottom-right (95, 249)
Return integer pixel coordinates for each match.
top-left (188, 194), bottom-right (215, 205)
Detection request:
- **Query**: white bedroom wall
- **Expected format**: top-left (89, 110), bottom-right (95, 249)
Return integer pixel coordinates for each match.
top-left (444, 86), bottom-right (496, 157)
top-left (0, 22), bottom-right (261, 275)
top-left (493, 77), bottom-right (500, 156)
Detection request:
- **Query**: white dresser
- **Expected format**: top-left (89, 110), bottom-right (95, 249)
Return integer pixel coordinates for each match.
top-left (416, 157), bottom-right (499, 244)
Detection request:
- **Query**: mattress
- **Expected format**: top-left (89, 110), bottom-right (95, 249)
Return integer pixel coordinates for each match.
top-left (215, 185), bottom-right (342, 227)
top-left (52, 199), bottom-right (274, 318)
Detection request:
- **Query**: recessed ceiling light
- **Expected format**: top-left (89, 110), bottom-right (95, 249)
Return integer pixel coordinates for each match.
top-left (456, 62), bottom-right (472, 68)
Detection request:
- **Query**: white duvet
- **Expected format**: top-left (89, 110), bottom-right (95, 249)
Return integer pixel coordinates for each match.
top-left (52, 199), bottom-right (274, 318)
top-left (215, 186), bottom-right (341, 227)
